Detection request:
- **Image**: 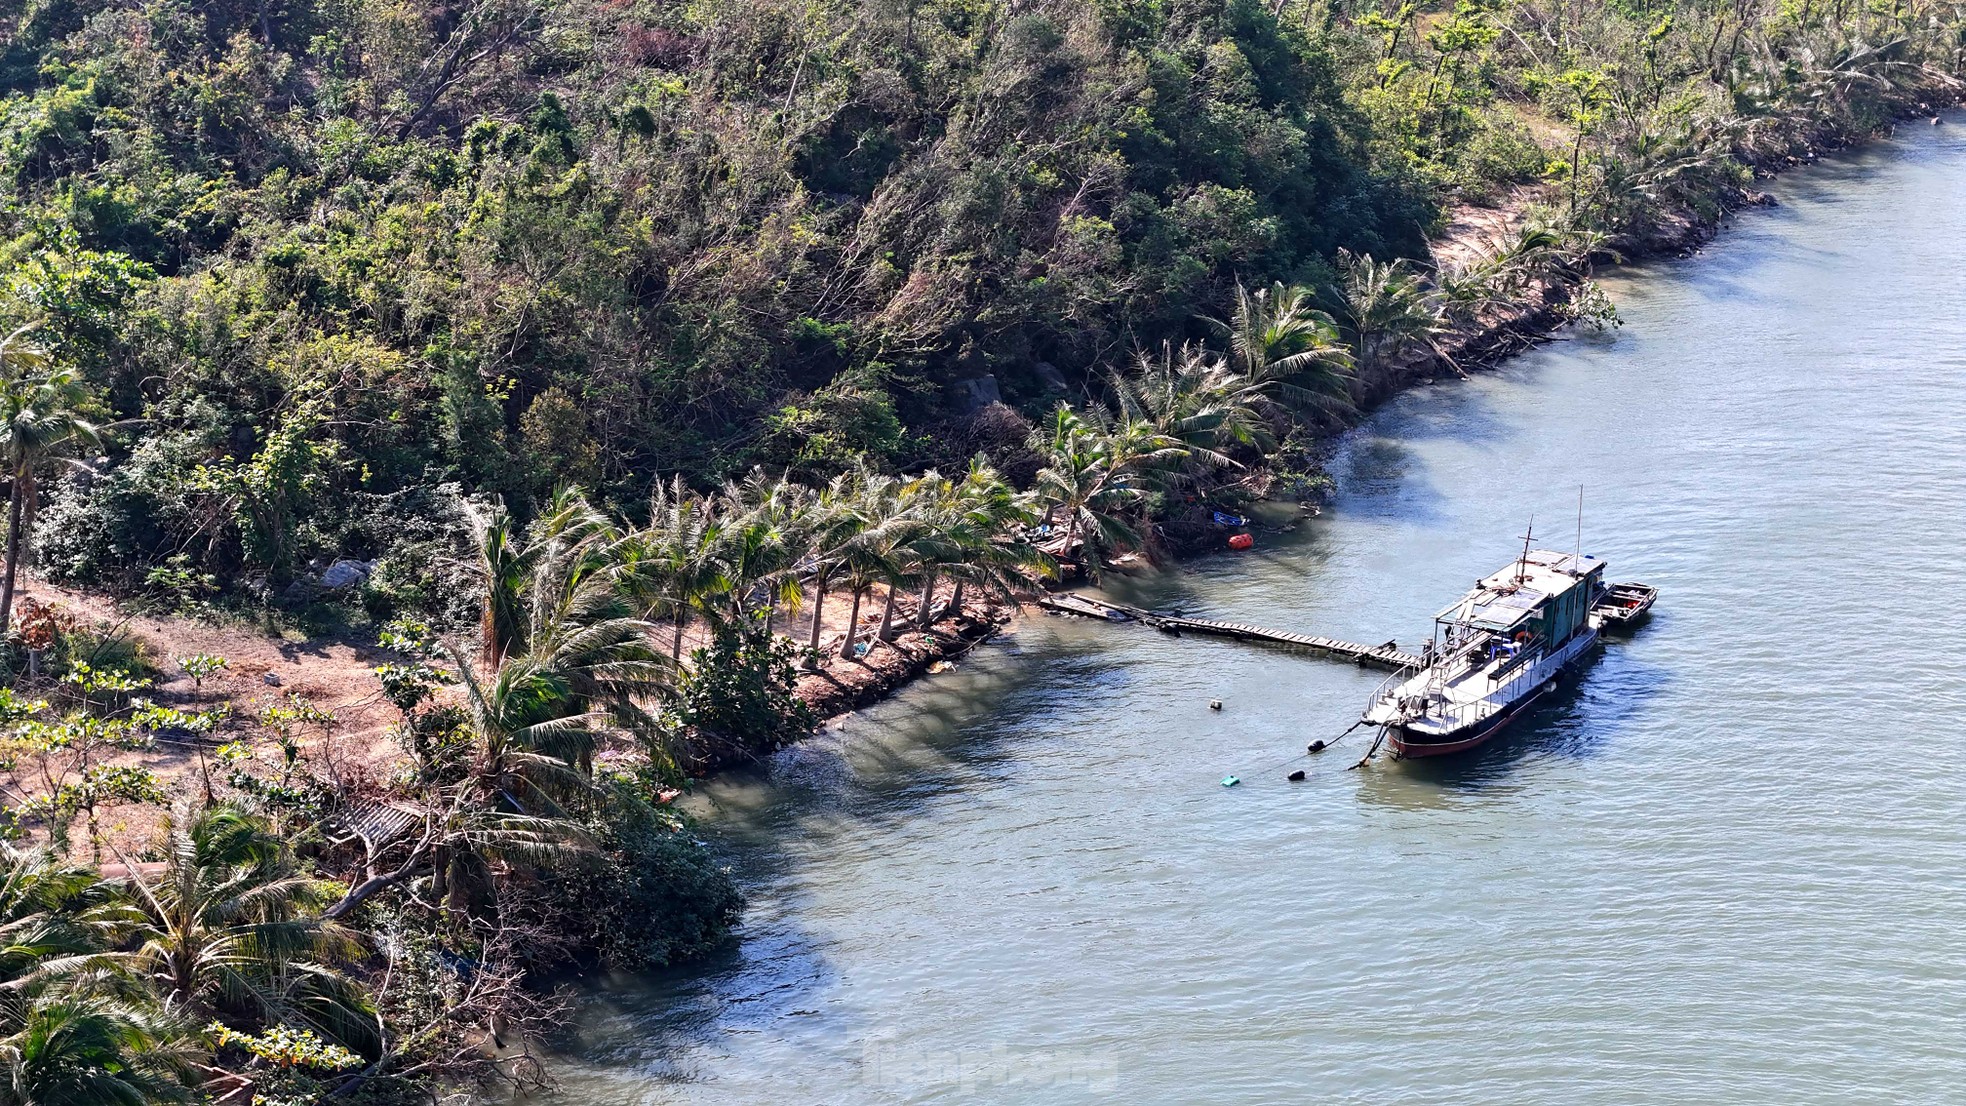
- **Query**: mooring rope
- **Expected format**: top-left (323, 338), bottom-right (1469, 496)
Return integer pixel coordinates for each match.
top-left (1347, 725), bottom-right (1390, 770)
top-left (1235, 718), bottom-right (1369, 781)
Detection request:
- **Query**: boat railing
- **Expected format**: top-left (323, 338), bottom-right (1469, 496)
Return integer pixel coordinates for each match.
top-left (1368, 633), bottom-right (1490, 710)
top-left (1423, 655), bottom-right (1548, 730)
top-left (1368, 660), bottom-right (1418, 706)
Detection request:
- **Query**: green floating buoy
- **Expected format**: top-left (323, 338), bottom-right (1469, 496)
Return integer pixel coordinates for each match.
top-left (1221, 775), bottom-right (1240, 787)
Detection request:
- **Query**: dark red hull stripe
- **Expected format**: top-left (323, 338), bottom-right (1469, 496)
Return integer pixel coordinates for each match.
top-left (1388, 685), bottom-right (1550, 758)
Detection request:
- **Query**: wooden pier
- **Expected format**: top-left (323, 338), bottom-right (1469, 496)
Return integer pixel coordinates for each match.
top-left (1035, 593), bottom-right (1422, 671)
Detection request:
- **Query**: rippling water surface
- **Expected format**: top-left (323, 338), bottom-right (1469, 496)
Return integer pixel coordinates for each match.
top-left (552, 121), bottom-right (1966, 1104)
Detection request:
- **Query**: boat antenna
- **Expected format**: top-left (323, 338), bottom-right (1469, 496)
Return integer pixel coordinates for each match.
top-left (1574, 485), bottom-right (1584, 576)
top-left (1516, 515), bottom-right (1534, 584)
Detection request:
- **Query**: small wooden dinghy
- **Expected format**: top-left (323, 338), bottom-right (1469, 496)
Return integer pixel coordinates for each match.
top-left (1592, 582), bottom-right (1658, 628)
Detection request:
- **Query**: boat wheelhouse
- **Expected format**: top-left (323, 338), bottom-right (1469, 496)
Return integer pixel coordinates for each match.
top-left (1362, 549), bottom-right (1608, 757)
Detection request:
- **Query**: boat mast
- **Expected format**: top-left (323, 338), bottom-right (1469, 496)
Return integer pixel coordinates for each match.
top-left (1515, 516), bottom-right (1534, 585)
top-left (1573, 485), bottom-right (1584, 576)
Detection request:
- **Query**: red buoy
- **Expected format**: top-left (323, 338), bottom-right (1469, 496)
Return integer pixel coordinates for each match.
top-left (1227, 532), bottom-right (1255, 551)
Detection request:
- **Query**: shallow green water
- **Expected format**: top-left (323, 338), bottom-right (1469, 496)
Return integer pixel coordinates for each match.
top-left (551, 119), bottom-right (1966, 1104)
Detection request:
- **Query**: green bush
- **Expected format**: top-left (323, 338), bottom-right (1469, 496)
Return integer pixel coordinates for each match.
top-left (569, 788), bottom-right (745, 971)
top-left (674, 623), bottom-right (815, 758)
top-left (35, 432), bottom-right (213, 588)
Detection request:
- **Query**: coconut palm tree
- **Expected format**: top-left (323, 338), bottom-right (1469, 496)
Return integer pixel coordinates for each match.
top-left (465, 490), bottom-right (669, 735)
top-left (902, 470), bottom-right (967, 629)
top-left (1483, 223), bottom-right (1568, 295)
top-left (0, 328), bottom-right (102, 632)
top-left (1329, 250), bottom-right (1450, 381)
top-left (709, 469), bottom-right (807, 629)
top-left (325, 641), bottom-right (621, 923)
top-left (797, 473), bottom-right (859, 665)
top-left (1206, 281), bottom-right (1355, 417)
top-left (831, 469), bottom-right (912, 659)
top-left (872, 470), bottom-right (939, 640)
top-left (467, 503), bottom-right (531, 670)
top-left (640, 476), bottom-right (724, 663)
top-left (0, 846), bottom-right (198, 1106)
top-left (466, 488), bottom-right (623, 667)
top-left (932, 457), bottom-right (1046, 625)
top-left (124, 804), bottom-right (377, 1054)
top-left (461, 488), bottom-right (676, 778)
top-left (0, 992), bottom-right (197, 1106)
top-left (1030, 407), bottom-right (1185, 582)
top-left (1111, 344), bottom-right (1265, 487)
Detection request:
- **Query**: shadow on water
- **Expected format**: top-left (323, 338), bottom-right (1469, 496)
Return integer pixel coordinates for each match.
top-left (1363, 378), bottom-right (1523, 447)
top-left (1329, 437), bottom-right (1452, 525)
top-left (1352, 645), bottom-right (1669, 811)
top-left (545, 636), bottom-right (1130, 1092)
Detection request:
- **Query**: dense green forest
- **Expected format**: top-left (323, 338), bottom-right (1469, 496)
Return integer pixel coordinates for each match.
top-left (2, 0), bottom-right (1951, 612)
top-left (0, 0), bottom-right (1958, 1100)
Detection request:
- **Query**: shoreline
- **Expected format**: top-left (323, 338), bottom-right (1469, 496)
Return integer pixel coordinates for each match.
top-left (763, 96), bottom-right (1961, 758)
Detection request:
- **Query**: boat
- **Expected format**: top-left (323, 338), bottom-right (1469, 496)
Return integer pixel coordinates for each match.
top-left (1361, 545), bottom-right (1624, 758)
top-left (1592, 581), bottom-right (1658, 629)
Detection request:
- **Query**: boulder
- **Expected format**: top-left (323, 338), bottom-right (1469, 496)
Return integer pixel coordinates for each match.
top-left (948, 374), bottom-right (1002, 414)
top-left (322, 559), bottom-right (376, 589)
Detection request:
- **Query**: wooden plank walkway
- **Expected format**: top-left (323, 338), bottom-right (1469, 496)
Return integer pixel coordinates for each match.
top-left (1035, 593), bottom-right (1421, 671)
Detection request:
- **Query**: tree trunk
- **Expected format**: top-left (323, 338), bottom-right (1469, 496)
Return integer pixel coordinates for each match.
top-left (0, 472), bottom-right (26, 633)
top-left (672, 610), bottom-right (686, 661)
top-left (950, 579), bottom-right (967, 621)
top-left (806, 581), bottom-right (827, 667)
top-left (877, 582), bottom-right (898, 642)
top-left (917, 573), bottom-right (937, 627)
top-left (839, 588), bottom-right (864, 659)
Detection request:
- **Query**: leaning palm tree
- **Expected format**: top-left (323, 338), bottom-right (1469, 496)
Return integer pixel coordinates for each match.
top-left (325, 637), bottom-right (627, 923)
top-left (1111, 344), bottom-right (1264, 489)
top-left (1030, 407), bottom-right (1185, 581)
top-left (324, 673), bottom-right (601, 924)
top-left (832, 470), bottom-right (913, 659)
top-left (1329, 250), bottom-right (1450, 381)
top-left (124, 804), bottom-right (377, 1054)
top-left (900, 470), bottom-right (966, 629)
top-left (1206, 281), bottom-right (1356, 417)
top-left (0, 328), bottom-right (102, 631)
top-left (931, 457), bottom-right (1046, 625)
top-left (0, 846), bottom-right (198, 1106)
top-left (1480, 223), bottom-right (1567, 296)
top-left (798, 473), bottom-right (860, 665)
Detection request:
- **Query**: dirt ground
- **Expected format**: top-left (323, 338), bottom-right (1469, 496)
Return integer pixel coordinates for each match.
top-left (10, 571), bottom-right (1020, 850)
top-left (6, 573), bottom-right (405, 849)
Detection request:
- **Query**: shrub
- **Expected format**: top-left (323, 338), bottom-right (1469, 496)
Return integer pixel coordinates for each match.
top-left (673, 623), bottom-right (814, 758)
top-left (34, 432), bottom-right (212, 589)
top-left (565, 786), bottom-right (745, 971)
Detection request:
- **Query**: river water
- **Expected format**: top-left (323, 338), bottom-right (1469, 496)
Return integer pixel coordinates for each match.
top-left (552, 120), bottom-right (1966, 1103)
